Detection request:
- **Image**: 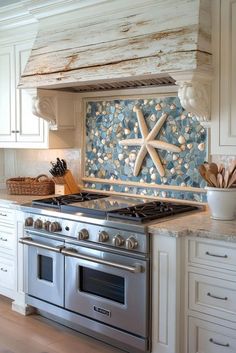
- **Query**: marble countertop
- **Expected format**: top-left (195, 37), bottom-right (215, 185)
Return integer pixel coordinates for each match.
top-left (148, 209), bottom-right (236, 242)
top-left (0, 190), bottom-right (235, 242)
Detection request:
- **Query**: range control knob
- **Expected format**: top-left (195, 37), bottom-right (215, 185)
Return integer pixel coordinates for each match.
top-left (43, 221), bottom-right (51, 231)
top-left (112, 235), bottom-right (124, 247)
top-left (98, 231), bottom-right (109, 242)
top-left (25, 217), bottom-right (33, 227)
top-left (125, 237), bottom-right (138, 250)
top-left (78, 229), bottom-right (89, 240)
top-left (33, 219), bottom-right (43, 229)
top-left (49, 221), bottom-right (62, 232)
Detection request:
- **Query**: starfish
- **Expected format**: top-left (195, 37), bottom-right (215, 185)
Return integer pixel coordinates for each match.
top-left (119, 106), bottom-right (181, 177)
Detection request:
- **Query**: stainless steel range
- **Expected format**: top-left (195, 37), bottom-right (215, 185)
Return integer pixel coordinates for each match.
top-left (20, 192), bottom-right (198, 353)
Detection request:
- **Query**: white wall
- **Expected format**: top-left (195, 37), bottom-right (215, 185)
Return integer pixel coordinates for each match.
top-left (1, 148), bottom-right (81, 187)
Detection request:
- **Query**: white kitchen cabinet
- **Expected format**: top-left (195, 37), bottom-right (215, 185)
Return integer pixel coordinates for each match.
top-left (211, 0), bottom-right (236, 154)
top-left (152, 235), bottom-right (184, 353)
top-left (185, 237), bottom-right (236, 353)
top-left (0, 203), bottom-right (17, 299)
top-left (0, 37), bottom-right (76, 149)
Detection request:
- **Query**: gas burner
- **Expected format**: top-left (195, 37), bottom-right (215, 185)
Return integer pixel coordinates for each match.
top-left (32, 192), bottom-right (108, 208)
top-left (107, 201), bottom-right (199, 223)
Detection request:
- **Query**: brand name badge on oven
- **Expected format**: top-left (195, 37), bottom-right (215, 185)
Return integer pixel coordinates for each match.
top-left (93, 306), bottom-right (111, 317)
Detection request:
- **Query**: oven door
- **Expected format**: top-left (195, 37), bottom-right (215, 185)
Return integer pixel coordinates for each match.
top-left (62, 244), bottom-right (149, 336)
top-left (20, 233), bottom-right (65, 307)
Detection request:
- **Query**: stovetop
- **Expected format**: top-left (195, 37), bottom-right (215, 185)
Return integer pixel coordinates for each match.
top-left (31, 192), bottom-right (199, 224)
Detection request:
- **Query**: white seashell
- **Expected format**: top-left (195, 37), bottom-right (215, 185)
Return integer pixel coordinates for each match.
top-left (178, 158), bottom-right (183, 164)
top-left (90, 160), bottom-right (94, 165)
top-left (129, 152), bottom-right (137, 162)
top-left (110, 176), bottom-right (114, 180)
top-left (110, 186), bottom-right (114, 191)
top-left (180, 144), bottom-right (186, 151)
top-left (151, 173), bottom-right (156, 181)
top-left (149, 100), bottom-right (154, 105)
top-left (172, 126), bottom-right (177, 133)
top-left (185, 126), bottom-right (190, 133)
top-left (91, 184), bottom-right (96, 188)
top-left (118, 153), bottom-right (124, 161)
top-left (95, 112), bottom-right (100, 116)
top-left (144, 99), bottom-right (148, 105)
top-left (178, 135), bottom-right (186, 144)
top-left (124, 187), bottom-right (129, 192)
top-left (150, 167), bottom-right (154, 174)
top-left (161, 191), bottom-right (167, 198)
top-left (98, 158), bottom-right (104, 164)
top-left (150, 114), bottom-right (156, 121)
top-left (170, 104), bottom-right (176, 110)
top-left (135, 122), bottom-right (139, 127)
top-left (155, 103), bottom-right (162, 111)
top-left (104, 156), bottom-right (108, 161)
top-left (97, 152), bottom-right (102, 157)
top-left (180, 114), bottom-right (186, 120)
top-left (181, 182), bottom-right (186, 187)
top-left (134, 127), bottom-right (139, 134)
top-left (90, 173), bottom-right (95, 178)
top-left (123, 145), bottom-right (128, 150)
top-left (101, 139), bottom-right (106, 145)
top-left (170, 168), bottom-right (175, 174)
top-left (124, 128), bottom-right (131, 135)
top-left (187, 143), bottom-right (193, 149)
top-left (92, 148), bottom-right (97, 153)
top-left (95, 131), bottom-right (99, 136)
top-left (184, 163), bottom-right (189, 169)
top-left (198, 143), bottom-right (205, 151)
top-left (140, 178), bottom-right (145, 183)
top-left (172, 154), bottom-right (178, 161)
top-left (162, 177), bottom-right (167, 183)
top-left (125, 158), bottom-right (130, 164)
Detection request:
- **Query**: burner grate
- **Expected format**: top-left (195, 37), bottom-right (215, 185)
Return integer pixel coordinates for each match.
top-left (107, 201), bottom-right (198, 223)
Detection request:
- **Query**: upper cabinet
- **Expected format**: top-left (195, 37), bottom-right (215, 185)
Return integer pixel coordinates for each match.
top-left (0, 33), bottom-right (76, 149)
top-left (211, 0), bottom-right (236, 154)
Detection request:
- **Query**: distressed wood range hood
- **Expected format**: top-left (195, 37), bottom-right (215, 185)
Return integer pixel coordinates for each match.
top-left (18, 0), bottom-right (212, 122)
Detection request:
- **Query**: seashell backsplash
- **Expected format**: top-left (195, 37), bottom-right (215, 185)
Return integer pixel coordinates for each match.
top-left (84, 96), bottom-right (208, 202)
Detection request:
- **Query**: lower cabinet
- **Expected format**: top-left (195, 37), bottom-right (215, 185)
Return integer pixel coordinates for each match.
top-left (185, 237), bottom-right (236, 353)
top-left (0, 204), bottom-right (17, 299)
top-left (189, 317), bottom-right (236, 353)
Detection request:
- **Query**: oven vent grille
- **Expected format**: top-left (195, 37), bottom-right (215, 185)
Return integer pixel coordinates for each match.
top-left (58, 76), bottom-right (176, 93)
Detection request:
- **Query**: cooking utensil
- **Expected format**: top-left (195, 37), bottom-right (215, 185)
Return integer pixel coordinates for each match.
top-left (227, 169), bottom-right (236, 188)
top-left (217, 173), bottom-right (223, 188)
top-left (209, 163), bottom-right (218, 176)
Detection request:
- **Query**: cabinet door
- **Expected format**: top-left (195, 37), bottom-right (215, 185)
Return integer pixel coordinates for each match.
top-left (211, 0), bottom-right (236, 154)
top-left (15, 41), bottom-right (46, 143)
top-left (0, 45), bottom-right (16, 142)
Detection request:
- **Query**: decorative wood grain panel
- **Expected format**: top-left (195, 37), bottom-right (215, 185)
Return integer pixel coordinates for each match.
top-left (19, 0), bottom-right (212, 89)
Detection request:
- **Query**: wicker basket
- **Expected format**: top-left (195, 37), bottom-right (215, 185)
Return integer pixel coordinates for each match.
top-left (6, 174), bottom-right (55, 195)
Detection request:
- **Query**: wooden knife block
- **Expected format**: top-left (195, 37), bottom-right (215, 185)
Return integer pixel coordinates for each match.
top-left (53, 170), bottom-right (80, 195)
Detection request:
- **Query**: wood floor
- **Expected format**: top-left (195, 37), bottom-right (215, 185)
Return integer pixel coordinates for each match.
top-left (0, 295), bottom-right (124, 353)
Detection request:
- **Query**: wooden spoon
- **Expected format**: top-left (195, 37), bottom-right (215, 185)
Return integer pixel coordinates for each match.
top-left (217, 173), bottom-right (223, 188)
top-left (224, 170), bottom-right (229, 188)
top-left (206, 171), bottom-right (218, 187)
top-left (227, 169), bottom-right (236, 188)
top-left (209, 162), bottom-right (218, 176)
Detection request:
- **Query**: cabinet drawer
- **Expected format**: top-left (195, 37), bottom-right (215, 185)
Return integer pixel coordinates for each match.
top-left (0, 256), bottom-right (15, 290)
top-left (0, 207), bottom-right (15, 224)
top-left (189, 272), bottom-right (236, 322)
top-left (189, 317), bottom-right (236, 353)
top-left (188, 239), bottom-right (236, 271)
top-left (0, 226), bottom-right (15, 254)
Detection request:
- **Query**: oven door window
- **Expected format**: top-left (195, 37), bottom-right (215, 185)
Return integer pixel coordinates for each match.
top-left (79, 267), bottom-right (125, 304)
top-left (38, 254), bottom-right (53, 282)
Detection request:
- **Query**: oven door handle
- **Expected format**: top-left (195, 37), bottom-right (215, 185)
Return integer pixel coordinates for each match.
top-left (19, 237), bottom-right (64, 253)
top-left (61, 248), bottom-right (143, 273)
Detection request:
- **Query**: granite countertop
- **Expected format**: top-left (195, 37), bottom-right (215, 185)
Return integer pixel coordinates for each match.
top-left (148, 209), bottom-right (236, 242)
top-left (0, 190), bottom-right (54, 206)
top-left (0, 190), bottom-right (235, 242)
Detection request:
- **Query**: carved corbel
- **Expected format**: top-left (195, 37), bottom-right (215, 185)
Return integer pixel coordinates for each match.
top-left (171, 72), bottom-right (212, 122)
top-left (32, 95), bottom-right (57, 126)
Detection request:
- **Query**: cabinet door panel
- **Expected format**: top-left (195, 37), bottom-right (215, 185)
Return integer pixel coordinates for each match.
top-left (15, 42), bottom-right (46, 143)
top-left (0, 46), bottom-right (15, 142)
